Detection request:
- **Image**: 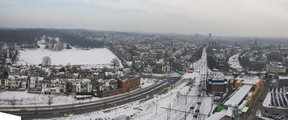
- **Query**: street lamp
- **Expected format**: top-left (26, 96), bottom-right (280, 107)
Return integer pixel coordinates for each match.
top-left (115, 104), bottom-right (117, 119)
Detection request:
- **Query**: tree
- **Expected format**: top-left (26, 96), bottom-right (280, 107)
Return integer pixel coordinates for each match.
top-left (42, 56), bottom-right (51, 68)
top-left (110, 58), bottom-right (120, 75)
top-left (47, 95), bottom-right (53, 108)
top-left (4, 46), bottom-right (20, 64)
top-left (11, 96), bottom-right (16, 109)
top-left (66, 82), bottom-right (71, 93)
top-left (66, 44), bottom-right (72, 49)
top-left (59, 67), bottom-right (65, 72)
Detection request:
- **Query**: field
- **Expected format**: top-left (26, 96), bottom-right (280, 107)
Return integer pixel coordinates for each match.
top-left (19, 45), bottom-right (122, 67)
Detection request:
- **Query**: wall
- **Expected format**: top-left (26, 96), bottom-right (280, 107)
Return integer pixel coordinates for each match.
top-left (211, 84), bottom-right (226, 93)
top-left (121, 76), bottom-right (141, 93)
top-left (102, 89), bottom-right (123, 97)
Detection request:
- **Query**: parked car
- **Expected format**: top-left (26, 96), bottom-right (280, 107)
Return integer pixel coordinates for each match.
top-left (273, 113), bottom-right (279, 116)
top-left (262, 113), bottom-right (268, 116)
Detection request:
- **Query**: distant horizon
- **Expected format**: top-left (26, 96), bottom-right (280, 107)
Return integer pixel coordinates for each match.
top-left (1, 27), bottom-right (287, 39)
top-left (1, 0), bottom-right (287, 37)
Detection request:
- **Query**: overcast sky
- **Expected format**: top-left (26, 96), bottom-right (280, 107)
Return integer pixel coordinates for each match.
top-left (0, 0), bottom-right (288, 37)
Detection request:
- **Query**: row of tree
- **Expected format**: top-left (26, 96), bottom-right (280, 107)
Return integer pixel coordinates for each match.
top-left (0, 29), bottom-right (104, 48)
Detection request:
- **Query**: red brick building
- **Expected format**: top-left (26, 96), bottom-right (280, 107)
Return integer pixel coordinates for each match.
top-left (116, 75), bottom-right (141, 93)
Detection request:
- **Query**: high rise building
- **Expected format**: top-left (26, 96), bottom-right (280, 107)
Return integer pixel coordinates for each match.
top-left (255, 37), bottom-right (257, 45)
top-left (209, 33), bottom-right (212, 40)
top-left (195, 33), bottom-right (199, 40)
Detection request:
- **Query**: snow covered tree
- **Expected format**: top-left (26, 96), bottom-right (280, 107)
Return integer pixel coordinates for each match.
top-left (42, 56), bottom-right (51, 68)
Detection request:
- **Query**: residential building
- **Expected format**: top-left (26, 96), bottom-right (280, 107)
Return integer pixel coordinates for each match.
top-left (266, 61), bottom-right (286, 74)
top-left (116, 75), bottom-right (141, 93)
top-left (278, 76), bottom-right (288, 86)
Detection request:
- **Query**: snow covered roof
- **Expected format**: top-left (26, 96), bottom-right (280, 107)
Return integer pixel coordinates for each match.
top-left (75, 95), bottom-right (92, 98)
top-left (242, 107), bottom-right (249, 112)
top-left (206, 112), bottom-right (226, 120)
top-left (236, 76), bottom-right (260, 85)
top-left (117, 75), bottom-right (139, 82)
top-left (224, 85), bottom-right (252, 106)
top-left (227, 107), bottom-right (233, 117)
top-left (182, 73), bottom-right (195, 79)
top-left (0, 112), bottom-right (21, 120)
top-left (279, 76), bottom-right (288, 80)
top-left (30, 77), bottom-right (44, 81)
top-left (93, 73), bottom-right (99, 75)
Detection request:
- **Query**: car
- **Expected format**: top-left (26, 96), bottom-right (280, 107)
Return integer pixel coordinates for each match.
top-left (21, 108), bottom-right (27, 111)
top-left (262, 113), bottom-right (268, 116)
top-left (64, 114), bottom-right (69, 117)
top-left (273, 113), bottom-right (279, 116)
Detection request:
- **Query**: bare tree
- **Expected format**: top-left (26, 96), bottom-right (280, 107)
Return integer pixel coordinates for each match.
top-left (11, 95), bottom-right (16, 109)
top-left (9, 47), bottom-right (20, 64)
top-left (110, 58), bottom-right (120, 75)
top-left (48, 94), bottom-right (53, 108)
top-left (42, 56), bottom-right (51, 68)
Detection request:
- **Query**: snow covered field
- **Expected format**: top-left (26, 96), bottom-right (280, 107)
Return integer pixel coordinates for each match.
top-left (228, 53), bottom-right (243, 70)
top-left (19, 45), bottom-right (122, 67)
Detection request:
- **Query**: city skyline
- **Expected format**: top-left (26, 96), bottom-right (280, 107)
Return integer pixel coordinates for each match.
top-left (0, 0), bottom-right (288, 37)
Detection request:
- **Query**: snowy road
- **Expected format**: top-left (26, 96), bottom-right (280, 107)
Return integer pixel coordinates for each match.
top-left (228, 53), bottom-right (243, 70)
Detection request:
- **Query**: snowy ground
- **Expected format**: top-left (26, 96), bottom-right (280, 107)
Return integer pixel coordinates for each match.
top-left (140, 78), bottom-right (158, 88)
top-left (263, 92), bottom-right (272, 108)
top-left (36, 76), bottom-right (211, 120)
top-left (256, 110), bottom-right (273, 120)
top-left (19, 45), bottom-right (122, 67)
top-left (35, 47), bottom-right (214, 120)
top-left (141, 72), bottom-right (181, 77)
top-left (228, 53), bottom-right (243, 70)
top-left (0, 78), bottom-right (157, 107)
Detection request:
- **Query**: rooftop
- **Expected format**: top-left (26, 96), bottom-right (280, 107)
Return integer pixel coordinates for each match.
top-left (279, 76), bottom-right (288, 80)
top-left (117, 75), bottom-right (139, 82)
top-left (236, 76), bottom-right (260, 85)
top-left (224, 85), bottom-right (252, 106)
top-left (206, 112), bottom-right (226, 120)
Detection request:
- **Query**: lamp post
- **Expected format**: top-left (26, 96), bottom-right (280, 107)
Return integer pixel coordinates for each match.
top-left (115, 104), bottom-right (117, 119)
